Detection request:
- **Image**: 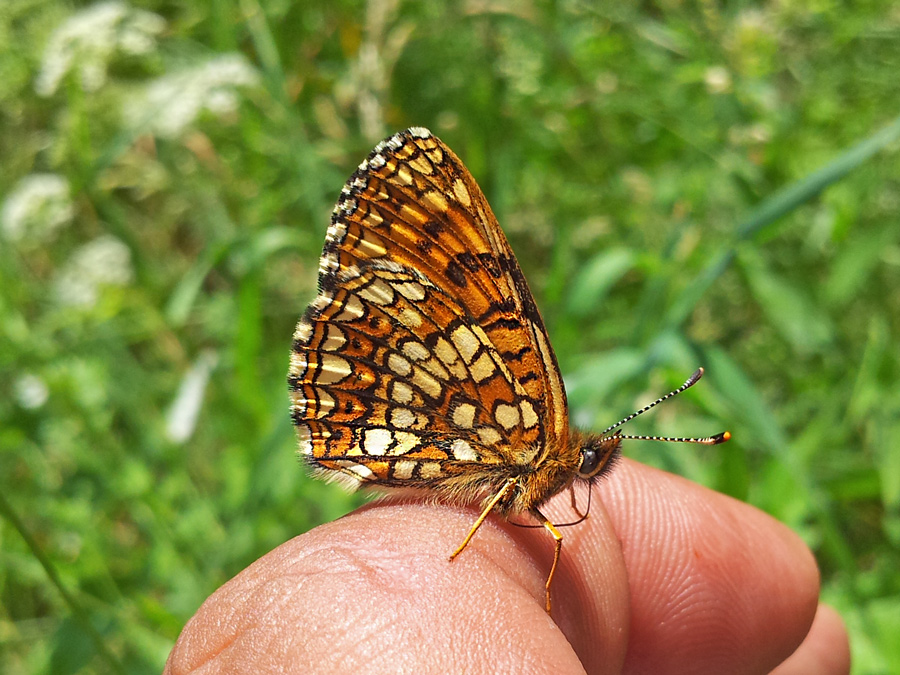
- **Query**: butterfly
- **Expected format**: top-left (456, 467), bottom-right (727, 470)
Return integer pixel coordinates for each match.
top-left (288, 127), bottom-right (729, 613)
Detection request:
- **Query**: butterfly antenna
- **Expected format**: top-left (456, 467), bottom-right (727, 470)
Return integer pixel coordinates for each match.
top-left (600, 368), bottom-right (731, 446)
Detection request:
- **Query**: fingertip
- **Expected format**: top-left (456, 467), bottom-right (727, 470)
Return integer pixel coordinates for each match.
top-left (597, 459), bottom-right (822, 674)
top-left (770, 604), bottom-right (851, 675)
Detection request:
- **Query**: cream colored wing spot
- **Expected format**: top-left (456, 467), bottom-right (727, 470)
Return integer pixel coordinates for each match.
top-left (400, 202), bottom-right (428, 223)
top-left (343, 461), bottom-right (375, 480)
top-left (316, 354), bottom-right (352, 385)
top-left (321, 324), bottom-right (347, 351)
top-left (451, 439), bottom-right (478, 462)
top-left (399, 307), bottom-right (423, 328)
top-left (393, 280), bottom-right (427, 302)
top-left (333, 294), bottom-right (365, 322)
top-left (289, 351), bottom-right (308, 377)
top-left (412, 367), bottom-right (442, 399)
top-left (393, 460), bottom-right (416, 480)
top-left (422, 190), bottom-right (449, 213)
top-left (469, 351), bottom-right (497, 383)
top-left (402, 340), bottom-right (431, 361)
top-left (293, 320), bottom-right (313, 345)
top-left (364, 428), bottom-right (393, 455)
top-left (389, 431), bottom-right (420, 456)
top-left (434, 337), bottom-right (459, 365)
top-left (452, 402), bottom-right (477, 430)
top-left (390, 407), bottom-right (416, 429)
top-left (362, 208), bottom-right (384, 227)
top-left (325, 220), bottom-right (347, 244)
top-left (390, 380), bottom-right (414, 404)
top-left (294, 388), bottom-right (335, 419)
top-left (289, 396), bottom-right (306, 416)
top-left (395, 164), bottom-right (414, 186)
top-left (358, 278), bottom-right (395, 306)
top-left (420, 462), bottom-right (442, 479)
top-left (311, 292), bottom-right (334, 312)
top-left (445, 359), bottom-right (469, 380)
top-left (385, 132), bottom-right (406, 148)
top-left (452, 178), bottom-right (472, 207)
top-left (353, 230), bottom-right (387, 258)
top-left (387, 353), bottom-right (412, 377)
top-left (494, 403), bottom-right (521, 430)
top-left (450, 325), bottom-right (480, 364)
top-left (433, 337), bottom-right (468, 379)
top-left (408, 154), bottom-right (434, 176)
top-left (520, 400), bottom-right (539, 429)
top-left (318, 251), bottom-right (339, 276)
top-left (476, 427), bottom-right (502, 446)
top-left (336, 197), bottom-right (357, 214)
top-left (296, 423), bottom-right (313, 455)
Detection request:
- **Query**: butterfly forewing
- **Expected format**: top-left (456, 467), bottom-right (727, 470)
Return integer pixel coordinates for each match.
top-left (289, 128), bottom-right (570, 498)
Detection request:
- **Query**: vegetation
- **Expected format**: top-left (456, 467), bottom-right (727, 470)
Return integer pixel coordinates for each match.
top-left (1, 1), bottom-right (898, 672)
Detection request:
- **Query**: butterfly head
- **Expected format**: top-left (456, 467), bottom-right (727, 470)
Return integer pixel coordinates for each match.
top-left (573, 369), bottom-right (732, 484)
top-left (576, 434), bottom-right (622, 480)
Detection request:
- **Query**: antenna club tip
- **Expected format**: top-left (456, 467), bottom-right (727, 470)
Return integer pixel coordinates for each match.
top-left (714, 431), bottom-right (731, 444)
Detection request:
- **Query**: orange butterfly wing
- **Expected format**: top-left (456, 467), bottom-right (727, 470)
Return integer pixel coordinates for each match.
top-left (289, 128), bottom-right (569, 502)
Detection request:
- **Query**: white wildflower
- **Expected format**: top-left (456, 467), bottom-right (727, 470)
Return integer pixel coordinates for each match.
top-left (704, 66), bottom-right (732, 94)
top-left (735, 9), bottom-right (772, 35)
top-left (54, 234), bottom-right (134, 308)
top-left (165, 350), bottom-right (218, 444)
top-left (14, 374), bottom-right (50, 410)
top-left (55, 273), bottom-right (98, 308)
top-left (728, 122), bottom-right (772, 146)
top-left (1, 174), bottom-right (73, 243)
top-left (746, 122), bottom-right (771, 144)
top-left (124, 54), bottom-right (259, 138)
top-left (36, 1), bottom-right (165, 97)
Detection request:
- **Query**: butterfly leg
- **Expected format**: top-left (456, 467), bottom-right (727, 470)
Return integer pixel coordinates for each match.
top-left (449, 477), bottom-right (517, 562)
top-left (532, 508), bottom-right (563, 614)
top-left (568, 484), bottom-right (588, 520)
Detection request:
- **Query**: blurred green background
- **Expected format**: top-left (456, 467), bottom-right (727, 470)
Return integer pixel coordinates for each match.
top-left (2, 1), bottom-right (898, 672)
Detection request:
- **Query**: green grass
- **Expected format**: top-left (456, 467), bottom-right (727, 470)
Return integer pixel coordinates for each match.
top-left (2, 1), bottom-right (899, 672)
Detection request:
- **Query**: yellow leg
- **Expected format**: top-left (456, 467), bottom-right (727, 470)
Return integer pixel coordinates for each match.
top-left (532, 508), bottom-right (563, 615)
top-left (449, 477), bottom-right (517, 562)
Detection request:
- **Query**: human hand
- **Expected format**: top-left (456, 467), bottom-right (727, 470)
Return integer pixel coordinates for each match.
top-left (164, 459), bottom-right (850, 674)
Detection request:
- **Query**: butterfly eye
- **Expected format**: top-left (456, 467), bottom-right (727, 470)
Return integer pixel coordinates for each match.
top-left (576, 436), bottom-right (622, 479)
top-left (576, 447), bottom-right (602, 478)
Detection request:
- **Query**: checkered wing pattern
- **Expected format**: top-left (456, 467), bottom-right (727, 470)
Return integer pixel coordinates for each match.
top-left (288, 128), bottom-right (569, 504)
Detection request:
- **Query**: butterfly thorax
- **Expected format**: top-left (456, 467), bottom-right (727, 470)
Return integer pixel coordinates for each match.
top-left (483, 430), bottom-right (622, 516)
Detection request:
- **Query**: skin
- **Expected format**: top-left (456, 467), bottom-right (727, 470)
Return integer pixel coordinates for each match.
top-left (164, 459), bottom-right (850, 674)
